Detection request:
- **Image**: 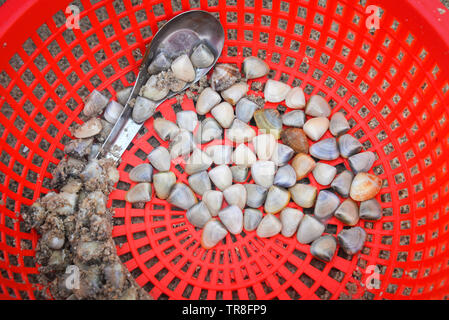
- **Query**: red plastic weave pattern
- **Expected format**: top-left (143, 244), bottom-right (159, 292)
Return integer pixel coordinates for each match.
top-left (1, 0), bottom-right (449, 300)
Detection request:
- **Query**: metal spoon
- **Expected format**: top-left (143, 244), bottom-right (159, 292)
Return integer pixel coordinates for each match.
top-left (97, 10), bottom-right (224, 162)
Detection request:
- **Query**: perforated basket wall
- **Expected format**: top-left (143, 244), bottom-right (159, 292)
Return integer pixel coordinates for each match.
top-left (1, 0), bottom-right (449, 300)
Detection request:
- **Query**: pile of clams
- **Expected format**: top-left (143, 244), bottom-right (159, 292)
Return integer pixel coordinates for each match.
top-left (125, 55), bottom-right (383, 263)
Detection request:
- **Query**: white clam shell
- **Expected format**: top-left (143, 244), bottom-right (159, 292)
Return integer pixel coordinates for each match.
top-left (226, 119), bottom-right (256, 143)
top-left (243, 56), bottom-right (269, 79)
top-left (125, 182), bottom-right (152, 203)
top-left (274, 165), bottom-right (296, 188)
top-left (141, 75), bottom-right (169, 101)
top-left (223, 184), bottom-right (247, 209)
top-left (190, 43), bottom-right (215, 69)
top-left (169, 129), bottom-right (194, 159)
top-left (264, 186), bottom-right (291, 214)
top-left (221, 82), bottom-right (248, 105)
top-left (232, 143), bottom-right (257, 167)
top-left (335, 198), bottom-right (359, 226)
top-left (289, 183), bottom-right (317, 208)
top-left (348, 151), bottom-right (375, 174)
top-left (296, 215), bottom-right (325, 244)
top-left (280, 208), bottom-right (304, 237)
top-left (201, 219), bottom-right (228, 249)
top-left (171, 54), bottom-right (195, 82)
top-left (331, 170), bottom-right (354, 198)
top-left (282, 110), bottom-right (306, 128)
top-left (251, 160), bottom-right (276, 188)
top-left (218, 205), bottom-right (243, 235)
top-left (202, 190), bottom-right (223, 217)
top-left (167, 183), bottom-right (198, 210)
top-left (186, 202), bottom-right (212, 228)
top-left (264, 79), bottom-right (291, 103)
top-left (329, 112), bottom-right (350, 136)
top-left (74, 118), bottom-right (103, 139)
top-left (252, 134), bottom-right (277, 160)
top-left (303, 117), bottom-right (330, 141)
top-left (153, 171), bottom-right (176, 200)
top-left (208, 165), bottom-right (233, 191)
top-left (188, 171), bottom-right (212, 196)
top-left (270, 143), bottom-right (294, 167)
top-left (46, 235), bottom-right (65, 250)
top-left (83, 90), bottom-right (109, 117)
top-left (310, 235), bottom-right (337, 262)
top-left (211, 102), bottom-right (235, 128)
top-left (129, 164), bottom-right (153, 183)
top-left (176, 110), bottom-right (198, 132)
top-left (256, 213), bottom-right (282, 238)
top-left (312, 163), bottom-right (337, 186)
top-left (245, 184), bottom-right (268, 208)
top-left (184, 148), bottom-right (213, 175)
top-left (314, 190), bottom-right (340, 221)
top-left (285, 87), bottom-right (306, 109)
top-left (148, 146), bottom-right (171, 172)
top-left (104, 100), bottom-right (124, 124)
top-left (243, 208), bottom-right (263, 231)
top-left (236, 98), bottom-right (259, 123)
top-left (230, 166), bottom-right (249, 182)
top-left (132, 96), bottom-right (157, 123)
top-left (305, 95), bottom-right (331, 118)
top-left (196, 87), bottom-right (222, 115)
top-left (195, 118), bottom-right (223, 144)
top-left (206, 144), bottom-right (233, 165)
top-left (153, 118), bottom-right (180, 141)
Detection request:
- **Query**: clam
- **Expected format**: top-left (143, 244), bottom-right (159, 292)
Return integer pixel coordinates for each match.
top-left (348, 151), bottom-right (376, 174)
top-left (141, 75), bottom-right (169, 101)
top-left (296, 214), bottom-right (325, 244)
top-left (350, 172), bottom-right (382, 201)
top-left (211, 102), bottom-right (235, 128)
top-left (254, 109), bottom-right (283, 139)
top-left (231, 166), bottom-right (249, 182)
top-left (282, 110), bottom-right (306, 128)
top-left (83, 89), bottom-right (109, 117)
top-left (96, 119), bottom-right (113, 143)
top-left (331, 170), bottom-right (354, 198)
top-left (236, 97), bottom-right (260, 123)
top-left (186, 202), bottom-right (212, 228)
top-left (202, 190), bottom-right (223, 217)
top-left (206, 144), bottom-right (233, 165)
top-left (251, 160), bottom-right (276, 188)
top-left (290, 184), bottom-right (317, 208)
top-left (169, 129), bottom-right (194, 158)
top-left (64, 138), bottom-right (94, 159)
top-left (338, 134), bottom-right (363, 158)
top-left (153, 118), bottom-right (180, 141)
top-left (171, 54), bottom-right (195, 82)
top-left (310, 235), bottom-right (337, 262)
top-left (274, 165), bottom-right (296, 188)
top-left (264, 186), bottom-right (291, 214)
top-left (74, 118), bottom-right (102, 139)
top-left (252, 133), bottom-right (277, 160)
top-left (285, 87), bottom-right (306, 109)
top-left (242, 56), bottom-right (269, 79)
top-left (335, 198), bottom-right (359, 226)
top-left (153, 171), bottom-right (176, 200)
top-left (271, 143), bottom-right (294, 166)
top-left (125, 182), bottom-right (152, 203)
top-left (167, 182), bottom-right (198, 210)
top-left (195, 118), bottom-right (223, 143)
top-left (176, 110), bottom-right (198, 132)
top-left (201, 219), bottom-right (228, 249)
top-left (190, 43), bottom-right (215, 69)
top-left (223, 184), bottom-right (247, 209)
top-left (45, 233), bottom-right (65, 250)
top-left (245, 184), bottom-right (268, 208)
top-left (226, 119), bottom-right (256, 143)
top-left (116, 87), bottom-right (132, 106)
top-left (208, 165), bottom-right (233, 191)
top-left (264, 79), bottom-right (291, 103)
top-left (209, 63), bottom-right (241, 92)
top-left (218, 205), bottom-right (243, 235)
top-left (309, 138), bottom-right (339, 160)
top-left (291, 153), bottom-right (316, 179)
top-left (329, 112), bottom-right (350, 136)
top-left (244, 208), bottom-right (263, 231)
top-left (132, 96), bottom-right (157, 123)
top-left (314, 190), bottom-right (340, 221)
top-left (148, 52), bottom-right (171, 74)
top-left (359, 198), bottom-right (382, 221)
top-left (280, 208), bottom-right (304, 237)
top-left (312, 162), bottom-right (337, 186)
top-left (305, 95), bottom-right (331, 117)
top-left (148, 146), bottom-right (171, 172)
top-left (232, 143), bottom-right (257, 167)
top-left (280, 128), bottom-right (309, 154)
top-left (256, 213), bottom-right (282, 238)
top-left (188, 171), bottom-right (212, 196)
top-left (80, 159), bottom-right (102, 182)
top-left (196, 87), bottom-right (222, 115)
top-left (221, 82), bottom-right (248, 105)
top-left (337, 226), bottom-right (367, 255)
top-left (303, 117), bottom-right (330, 141)
top-left (104, 100), bottom-right (124, 124)
top-left (168, 73), bottom-right (187, 93)
top-left (184, 148), bottom-right (213, 175)
top-left (129, 163), bottom-right (153, 183)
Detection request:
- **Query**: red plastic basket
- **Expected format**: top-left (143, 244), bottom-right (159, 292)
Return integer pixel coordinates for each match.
top-left (1, 0), bottom-right (449, 300)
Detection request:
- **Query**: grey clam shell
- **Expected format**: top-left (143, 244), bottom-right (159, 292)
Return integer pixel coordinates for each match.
top-left (153, 171), bottom-right (176, 200)
top-left (334, 199), bottom-right (359, 226)
top-left (83, 90), bottom-right (109, 117)
top-left (330, 112), bottom-right (350, 136)
top-left (132, 96), bottom-right (157, 123)
top-left (314, 190), bottom-right (340, 221)
top-left (305, 95), bottom-right (331, 118)
top-left (337, 226), bottom-right (367, 255)
top-left (244, 208), bottom-right (263, 231)
top-left (153, 118), bottom-right (180, 141)
top-left (348, 151), bottom-right (376, 174)
top-left (280, 208), bottom-right (304, 237)
top-left (296, 215), bottom-right (325, 244)
top-left (148, 146), bottom-right (171, 172)
top-left (274, 165), bottom-right (297, 188)
top-left (104, 100), bottom-right (124, 124)
top-left (223, 184), bottom-right (247, 209)
top-left (202, 190), bottom-right (223, 217)
top-left (236, 98), bottom-right (259, 123)
top-left (188, 171), bottom-right (212, 196)
top-left (184, 148), bottom-right (213, 175)
top-left (73, 118), bottom-right (103, 139)
top-left (129, 163), bottom-right (153, 183)
top-left (186, 202), bottom-right (212, 228)
top-left (176, 110), bottom-right (198, 132)
top-left (218, 205), bottom-right (243, 235)
top-left (245, 184), bottom-right (268, 208)
top-left (148, 52), bottom-right (171, 74)
top-left (309, 138), bottom-right (340, 161)
top-left (271, 143), bottom-right (294, 167)
top-left (201, 219), bottom-right (228, 249)
top-left (190, 43), bottom-right (215, 69)
top-left (256, 213), bottom-right (282, 238)
top-left (282, 110), bottom-right (306, 128)
top-left (169, 129), bottom-right (194, 159)
top-left (312, 163), bottom-right (337, 186)
top-left (125, 183), bottom-right (152, 203)
top-left (116, 87), bottom-right (132, 106)
top-left (195, 118), bottom-right (223, 144)
top-left (167, 183), bottom-right (198, 210)
top-left (331, 170), bottom-right (354, 198)
top-left (310, 235), bottom-right (337, 262)
top-left (359, 198), bottom-right (382, 220)
top-left (230, 166), bottom-right (249, 182)
top-left (338, 134), bottom-right (363, 158)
